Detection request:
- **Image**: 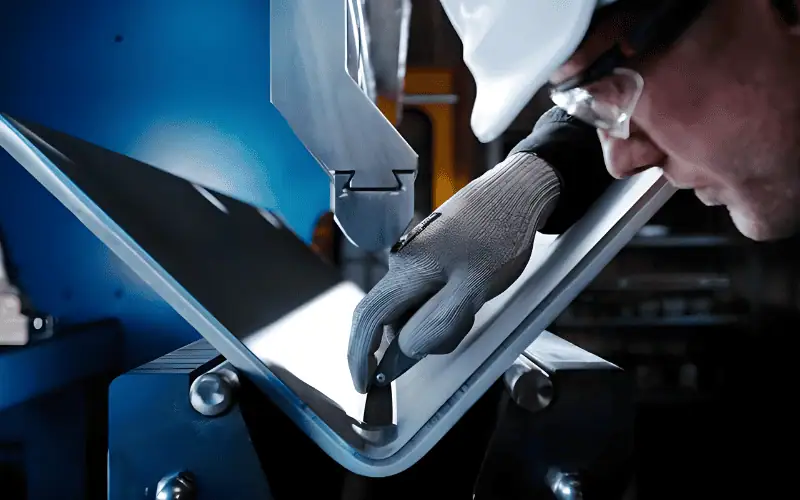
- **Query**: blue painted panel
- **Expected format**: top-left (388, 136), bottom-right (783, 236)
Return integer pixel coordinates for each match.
top-left (1, 385), bottom-right (94, 499)
top-left (0, 154), bottom-right (197, 367)
top-left (0, 0), bottom-right (329, 242)
top-left (0, 0), bottom-right (331, 366)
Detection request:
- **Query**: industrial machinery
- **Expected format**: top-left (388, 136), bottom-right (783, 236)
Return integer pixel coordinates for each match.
top-left (0, 1), bottom-right (675, 498)
top-left (109, 333), bottom-right (633, 499)
top-left (0, 112), bottom-right (660, 497)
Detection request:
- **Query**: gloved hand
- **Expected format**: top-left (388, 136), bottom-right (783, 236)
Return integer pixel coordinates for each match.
top-left (347, 106), bottom-right (610, 394)
top-left (346, 147), bottom-right (560, 394)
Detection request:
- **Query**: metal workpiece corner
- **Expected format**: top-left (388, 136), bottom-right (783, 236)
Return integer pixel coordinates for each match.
top-left (270, 0), bottom-right (418, 251)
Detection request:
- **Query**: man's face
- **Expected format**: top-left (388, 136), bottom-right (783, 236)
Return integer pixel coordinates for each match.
top-left (551, 0), bottom-right (800, 241)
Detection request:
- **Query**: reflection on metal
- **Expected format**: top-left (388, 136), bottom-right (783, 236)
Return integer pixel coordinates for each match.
top-left (346, 0), bottom-right (376, 101)
top-left (503, 355), bottom-right (553, 413)
top-left (270, 0), bottom-right (417, 251)
top-left (246, 169), bottom-right (672, 473)
top-left (547, 470), bottom-right (584, 500)
top-left (364, 0), bottom-right (412, 100)
top-left (189, 363), bottom-right (239, 417)
top-left (155, 471), bottom-right (196, 500)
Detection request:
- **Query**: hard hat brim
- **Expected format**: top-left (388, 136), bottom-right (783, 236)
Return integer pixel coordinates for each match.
top-left (443, 0), bottom-right (599, 142)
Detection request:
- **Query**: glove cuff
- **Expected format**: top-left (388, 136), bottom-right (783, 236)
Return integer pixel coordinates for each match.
top-left (506, 152), bottom-right (561, 231)
top-left (511, 106), bottom-right (613, 234)
top-left (479, 152), bottom-right (561, 237)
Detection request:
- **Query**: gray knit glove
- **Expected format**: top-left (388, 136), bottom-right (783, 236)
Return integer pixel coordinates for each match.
top-left (347, 152), bottom-right (561, 393)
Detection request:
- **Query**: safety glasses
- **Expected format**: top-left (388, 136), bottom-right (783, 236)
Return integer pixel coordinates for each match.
top-left (549, 0), bottom-right (710, 139)
top-left (551, 67), bottom-right (643, 139)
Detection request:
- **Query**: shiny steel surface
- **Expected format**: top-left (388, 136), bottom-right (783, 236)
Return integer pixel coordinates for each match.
top-left (503, 354), bottom-right (553, 413)
top-left (547, 470), bottom-right (584, 500)
top-left (190, 362), bottom-right (240, 417)
top-left (155, 472), bottom-right (196, 500)
top-left (241, 163), bottom-right (672, 473)
top-left (270, 0), bottom-right (417, 251)
top-left (1, 114), bottom-right (674, 477)
top-left (189, 373), bottom-right (235, 417)
top-left (346, 0), bottom-right (376, 101)
top-left (364, 0), bottom-right (412, 100)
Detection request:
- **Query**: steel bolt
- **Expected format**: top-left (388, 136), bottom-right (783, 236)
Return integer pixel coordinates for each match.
top-left (190, 372), bottom-right (234, 417)
top-left (156, 471), bottom-right (196, 500)
top-left (547, 470), bottom-right (583, 500)
top-left (503, 360), bottom-right (554, 413)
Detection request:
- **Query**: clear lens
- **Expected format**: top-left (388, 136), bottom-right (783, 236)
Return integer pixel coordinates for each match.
top-left (550, 68), bottom-right (644, 139)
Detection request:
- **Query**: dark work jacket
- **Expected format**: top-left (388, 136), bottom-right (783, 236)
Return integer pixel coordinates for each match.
top-left (510, 106), bottom-right (613, 235)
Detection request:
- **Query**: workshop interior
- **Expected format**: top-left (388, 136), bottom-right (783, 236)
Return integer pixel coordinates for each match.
top-left (0, 1), bottom-right (797, 499)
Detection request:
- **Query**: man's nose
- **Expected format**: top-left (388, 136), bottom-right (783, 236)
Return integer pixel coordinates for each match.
top-left (598, 127), bottom-right (667, 179)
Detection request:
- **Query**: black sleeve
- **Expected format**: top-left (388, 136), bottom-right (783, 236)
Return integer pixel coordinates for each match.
top-left (510, 106), bottom-right (614, 235)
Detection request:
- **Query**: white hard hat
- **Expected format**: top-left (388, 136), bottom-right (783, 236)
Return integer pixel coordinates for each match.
top-left (440, 0), bottom-right (619, 142)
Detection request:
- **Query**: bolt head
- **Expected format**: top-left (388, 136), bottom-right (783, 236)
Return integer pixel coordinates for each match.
top-left (156, 471), bottom-right (195, 500)
top-left (190, 373), bottom-right (233, 417)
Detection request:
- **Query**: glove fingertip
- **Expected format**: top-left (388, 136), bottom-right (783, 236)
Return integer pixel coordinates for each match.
top-left (348, 316), bottom-right (382, 394)
top-left (397, 293), bottom-right (479, 359)
top-left (347, 350), bottom-right (371, 394)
